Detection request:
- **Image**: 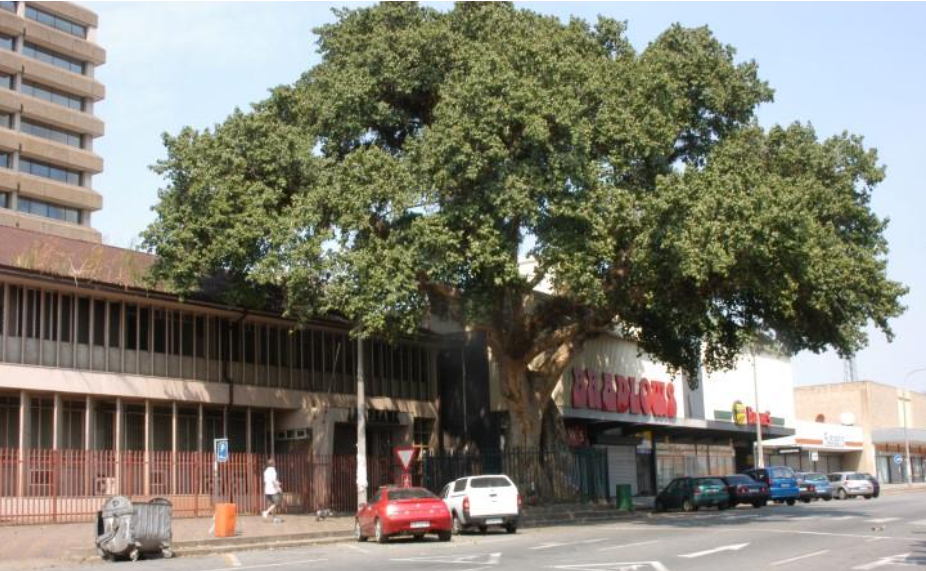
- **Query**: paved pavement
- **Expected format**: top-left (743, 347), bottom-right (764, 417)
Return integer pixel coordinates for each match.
top-left (33, 490), bottom-right (926, 571)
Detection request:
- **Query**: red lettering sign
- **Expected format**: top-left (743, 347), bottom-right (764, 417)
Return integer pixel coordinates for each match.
top-left (746, 407), bottom-right (772, 427)
top-left (572, 368), bottom-right (678, 419)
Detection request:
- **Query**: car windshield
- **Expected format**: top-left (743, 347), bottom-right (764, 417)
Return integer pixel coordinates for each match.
top-left (827, 474), bottom-right (841, 482)
top-left (804, 473), bottom-right (828, 482)
top-left (770, 468), bottom-right (794, 479)
top-left (388, 488), bottom-right (437, 500)
top-left (848, 474), bottom-right (867, 481)
top-left (695, 478), bottom-right (725, 486)
top-left (724, 475), bottom-right (754, 485)
top-left (469, 477), bottom-right (513, 488)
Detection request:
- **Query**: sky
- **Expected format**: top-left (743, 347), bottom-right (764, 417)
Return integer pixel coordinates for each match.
top-left (86, 2), bottom-right (926, 391)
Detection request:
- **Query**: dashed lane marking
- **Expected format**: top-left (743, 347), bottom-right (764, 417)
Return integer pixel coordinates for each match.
top-left (195, 558), bottom-right (328, 571)
top-left (911, 519), bottom-right (926, 525)
top-left (597, 540), bottom-right (661, 552)
top-left (770, 549), bottom-right (830, 567)
top-left (530, 539), bottom-right (608, 550)
top-left (867, 517), bottom-right (900, 524)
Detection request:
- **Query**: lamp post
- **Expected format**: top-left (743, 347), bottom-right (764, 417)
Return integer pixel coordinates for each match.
top-left (900, 368), bottom-right (926, 487)
top-left (753, 348), bottom-right (764, 469)
top-left (357, 336), bottom-right (368, 506)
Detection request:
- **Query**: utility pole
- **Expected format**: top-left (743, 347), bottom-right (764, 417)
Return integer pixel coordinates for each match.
top-left (752, 347), bottom-right (764, 469)
top-left (356, 336), bottom-right (368, 506)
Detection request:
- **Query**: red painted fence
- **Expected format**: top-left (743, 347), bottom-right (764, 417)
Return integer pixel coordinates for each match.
top-left (0, 448), bottom-right (404, 525)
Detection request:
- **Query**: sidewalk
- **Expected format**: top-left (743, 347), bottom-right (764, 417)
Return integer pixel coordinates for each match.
top-left (0, 514), bottom-right (354, 570)
top-left (881, 482), bottom-right (926, 494)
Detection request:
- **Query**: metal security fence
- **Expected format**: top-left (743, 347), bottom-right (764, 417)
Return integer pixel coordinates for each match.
top-left (420, 447), bottom-right (610, 504)
top-left (0, 446), bottom-right (608, 525)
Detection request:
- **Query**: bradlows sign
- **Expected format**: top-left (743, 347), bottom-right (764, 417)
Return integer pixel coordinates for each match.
top-left (571, 368), bottom-right (678, 419)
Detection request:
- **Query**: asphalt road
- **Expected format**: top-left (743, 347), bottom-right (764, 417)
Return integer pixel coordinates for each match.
top-left (56, 491), bottom-right (926, 571)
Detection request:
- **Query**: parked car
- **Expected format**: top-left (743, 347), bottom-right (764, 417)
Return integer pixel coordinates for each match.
top-left (861, 473), bottom-right (881, 497)
top-left (654, 477), bottom-right (730, 512)
top-left (743, 466), bottom-right (800, 505)
top-left (828, 472), bottom-right (875, 500)
top-left (355, 486), bottom-right (452, 543)
top-left (796, 472), bottom-right (833, 502)
top-left (721, 474), bottom-right (770, 508)
top-left (440, 475), bottom-right (520, 534)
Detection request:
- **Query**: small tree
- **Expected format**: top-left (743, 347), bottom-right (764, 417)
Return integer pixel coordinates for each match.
top-left (144, 3), bottom-right (905, 469)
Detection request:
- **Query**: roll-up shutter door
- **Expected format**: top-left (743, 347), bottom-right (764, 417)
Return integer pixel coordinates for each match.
top-left (604, 445), bottom-right (638, 496)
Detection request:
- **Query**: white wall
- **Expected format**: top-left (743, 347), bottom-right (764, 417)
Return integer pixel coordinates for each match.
top-left (698, 351), bottom-right (795, 427)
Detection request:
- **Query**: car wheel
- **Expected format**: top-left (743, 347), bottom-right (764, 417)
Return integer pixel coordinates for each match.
top-left (786, 499), bottom-right (796, 506)
top-left (824, 497), bottom-right (832, 501)
top-left (682, 499), bottom-right (697, 513)
top-left (438, 531), bottom-right (452, 542)
top-left (654, 499), bottom-right (666, 513)
top-left (413, 533), bottom-right (425, 540)
top-left (505, 524), bottom-right (517, 534)
top-left (718, 502), bottom-right (729, 511)
top-left (478, 525), bottom-right (488, 534)
top-left (864, 495), bottom-right (873, 500)
top-left (355, 519), bottom-right (367, 542)
top-left (374, 519), bottom-right (388, 544)
top-left (751, 501), bottom-right (763, 508)
top-left (802, 498), bottom-right (811, 504)
top-left (838, 489), bottom-right (848, 500)
top-left (452, 513), bottom-right (464, 535)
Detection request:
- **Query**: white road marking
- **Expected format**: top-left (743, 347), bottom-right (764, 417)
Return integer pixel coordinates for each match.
top-left (678, 542), bottom-right (749, 559)
top-left (770, 549), bottom-right (830, 567)
top-left (553, 562), bottom-right (669, 571)
top-left (867, 517), bottom-right (899, 523)
top-left (853, 553), bottom-right (912, 570)
top-left (597, 540), bottom-right (661, 552)
top-left (195, 559), bottom-right (327, 571)
top-left (344, 544), bottom-right (370, 554)
top-left (224, 554), bottom-right (242, 567)
top-left (391, 552), bottom-right (501, 565)
top-left (829, 515), bottom-right (858, 520)
top-left (531, 539), bottom-right (608, 550)
top-left (911, 519), bottom-right (926, 525)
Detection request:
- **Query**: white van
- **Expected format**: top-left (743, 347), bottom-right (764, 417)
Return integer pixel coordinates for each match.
top-left (440, 475), bottom-right (520, 534)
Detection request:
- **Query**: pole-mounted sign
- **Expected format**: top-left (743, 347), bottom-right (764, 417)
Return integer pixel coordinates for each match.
top-left (394, 446), bottom-right (418, 488)
top-left (215, 438), bottom-right (229, 463)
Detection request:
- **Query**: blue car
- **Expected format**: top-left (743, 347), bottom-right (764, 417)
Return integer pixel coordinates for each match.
top-left (797, 472), bottom-right (833, 502)
top-left (743, 466), bottom-right (800, 505)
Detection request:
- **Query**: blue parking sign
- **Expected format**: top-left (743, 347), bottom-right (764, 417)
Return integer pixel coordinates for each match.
top-left (893, 453), bottom-right (903, 465)
top-left (215, 439), bottom-right (229, 463)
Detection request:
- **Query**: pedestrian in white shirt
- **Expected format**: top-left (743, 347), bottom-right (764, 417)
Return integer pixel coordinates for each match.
top-left (262, 458), bottom-right (282, 520)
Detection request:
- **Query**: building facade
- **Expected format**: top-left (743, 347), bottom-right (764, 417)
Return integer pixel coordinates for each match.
top-left (0, 1), bottom-right (104, 243)
top-left (793, 381), bottom-right (926, 484)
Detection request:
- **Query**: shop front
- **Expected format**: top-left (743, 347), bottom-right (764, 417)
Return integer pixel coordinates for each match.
top-left (764, 420), bottom-right (864, 474)
top-left (872, 428), bottom-right (926, 484)
top-left (556, 334), bottom-right (795, 496)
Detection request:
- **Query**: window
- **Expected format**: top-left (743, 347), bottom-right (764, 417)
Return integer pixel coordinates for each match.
top-left (0, 2), bottom-right (16, 14)
top-left (19, 157), bottom-right (82, 186)
top-left (21, 119), bottom-right (83, 148)
top-left (0, 192), bottom-right (7, 209)
top-left (470, 476), bottom-right (512, 488)
top-left (25, 6), bottom-right (87, 39)
top-left (0, 33), bottom-right (12, 51)
top-left (453, 480), bottom-right (467, 493)
top-left (413, 418), bottom-right (433, 451)
top-left (21, 80), bottom-right (84, 111)
top-left (0, 73), bottom-right (11, 90)
top-left (23, 42), bottom-right (85, 74)
top-left (0, 112), bottom-right (11, 129)
top-left (0, 153), bottom-right (8, 169)
top-left (16, 196), bottom-right (81, 224)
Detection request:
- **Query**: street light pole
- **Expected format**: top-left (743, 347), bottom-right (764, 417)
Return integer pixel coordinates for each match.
top-left (753, 348), bottom-right (764, 469)
top-left (357, 336), bottom-right (368, 506)
top-left (900, 368), bottom-right (926, 487)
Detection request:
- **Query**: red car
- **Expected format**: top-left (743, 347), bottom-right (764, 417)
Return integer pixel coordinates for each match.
top-left (355, 486), bottom-right (452, 543)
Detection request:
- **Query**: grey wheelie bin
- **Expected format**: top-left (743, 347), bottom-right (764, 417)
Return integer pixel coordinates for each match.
top-left (95, 496), bottom-right (174, 561)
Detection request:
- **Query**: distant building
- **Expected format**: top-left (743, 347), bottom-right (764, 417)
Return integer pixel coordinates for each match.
top-left (792, 381), bottom-right (926, 483)
top-left (0, 1), bottom-right (104, 242)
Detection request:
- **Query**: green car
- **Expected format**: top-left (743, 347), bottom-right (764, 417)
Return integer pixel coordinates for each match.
top-left (654, 477), bottom-right (730, 512)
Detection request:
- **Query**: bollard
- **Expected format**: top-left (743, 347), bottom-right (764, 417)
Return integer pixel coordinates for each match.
top-left (615, 484), bottom-right (633, 511)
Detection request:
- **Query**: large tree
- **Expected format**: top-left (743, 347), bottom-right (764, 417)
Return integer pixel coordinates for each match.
top-left (143, 3), bottom-right (905, 453)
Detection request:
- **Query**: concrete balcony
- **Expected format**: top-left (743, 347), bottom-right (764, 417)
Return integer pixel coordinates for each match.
top-left (0, 89), bottom-right (104, 137)
top-left (0, 49), bottom-right (104, 101)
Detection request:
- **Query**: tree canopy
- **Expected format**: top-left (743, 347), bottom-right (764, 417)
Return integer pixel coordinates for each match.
top-left (143, 2), bottom-right (905, 445)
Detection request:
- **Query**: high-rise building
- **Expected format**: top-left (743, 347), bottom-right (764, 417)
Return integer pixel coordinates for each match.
top-left (0, 1), bottom-right (104, 243)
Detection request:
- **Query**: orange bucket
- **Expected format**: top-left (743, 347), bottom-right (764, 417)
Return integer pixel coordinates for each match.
top-left (214, 503), bottom-right (237, 538)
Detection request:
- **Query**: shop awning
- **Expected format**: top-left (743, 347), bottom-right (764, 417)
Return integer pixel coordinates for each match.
top-left (873, 427), bottom-right (926, 445)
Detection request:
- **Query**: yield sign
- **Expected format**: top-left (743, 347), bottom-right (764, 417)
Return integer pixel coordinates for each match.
top-left (394, 445), bottom-right (418, 470)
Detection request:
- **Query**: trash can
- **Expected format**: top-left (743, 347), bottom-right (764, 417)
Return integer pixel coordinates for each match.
top-left (95, 496), bottom-right (173, 561)
top-left (213, 503), bottom-right (237, 538)
top-left (615, 484), bottom-right (633, 512)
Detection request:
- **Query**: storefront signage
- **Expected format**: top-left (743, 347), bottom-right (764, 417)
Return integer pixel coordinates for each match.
top-left (779, 447), bottom-right (801, 455)
top-left (732, 400), bottom-right (771, 427)
top-left (565, 422), bottom-right (589, 447)
top-left (571, 368), bottom-right (678, 418)
top-left (823, 432), bottom-right (846, 448)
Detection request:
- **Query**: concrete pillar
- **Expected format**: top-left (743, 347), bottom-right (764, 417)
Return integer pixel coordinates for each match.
top-left (246, 407), bottom-right (252, 455)
top-left (269, 409), bottom-right (275, 457)
top-left (17, 391), bottom-right (31, 496)
top-left (84, 396), bottom-right (94, 496)
top-left (197, 404), bottom-right (204, 453)
top-left (171, 402), bottom-right (178, 495)
top-left (144, 400), bottom-right (152, 495)
top-left (114, 398), bottom-right (123, 494)
top-left (52, 393), bottom-right (63, 450)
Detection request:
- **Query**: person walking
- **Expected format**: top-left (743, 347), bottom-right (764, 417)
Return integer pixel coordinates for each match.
top-left (262, 458), bottom-right (283, 521)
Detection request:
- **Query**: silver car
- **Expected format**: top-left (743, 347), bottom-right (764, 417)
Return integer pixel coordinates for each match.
top-left (827, 472), bottom-right (874, 500)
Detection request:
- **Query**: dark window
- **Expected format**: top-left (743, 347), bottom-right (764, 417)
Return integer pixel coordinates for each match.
top-left (124, 304), bottom-right (137, 350)
top-left (60, 294), bottom-right (72, 343)
top-left (19, 157), bottom-right (81, 186)
top-left (387, 488), bottom-right (437, 500)
top-left (138, 307), bottom-right (150, 351)
top-left (452, 480), bottom-right (467, 493)
top-left (0, 2), bottom-right (16, 14)
top-left (0, 74), bottom-right (10, 90)
top-left (21, 118), bottom-right (83, 148)
top-left (21, 80), bottom-right (84, 111)
top-left (91, 299), bottom-right (104, 346)
top-left (0, 112), bottom-right (10, 129)
top-left (723, 475), bottom-right (753, 485)
top-left (244, 323), bottom-right (255, 364)
top-left (153, 309), bottom-right (166, 353)
top-left (0, 33), bottom-right (12, 51)
top-left (259, 325), bottom-right (268, 366)
top-left (76, 297), bottom-right (90, 344)
top-left (181, 314), bottom-right (193, 357)
top-left (25, 6), bottom-right (87, 38)
top-left (42, 291), bottom-right (57, 340)
top-left (170, 311), bottom-right (180, 355)
top-left (0, 154), bottom-right (9, 169)
top-left (194, 315), bottom-right (205, 358)
top-left (23, 42), bottom-right (85, 74)
top-left (470, 476), bottom-right (512, 488)
top-left (108, 302), bottom-right (121, 348)
top-left (17, 196), bottom-right (81, 224)
top-left (0, 192), bottom-right (7, 209)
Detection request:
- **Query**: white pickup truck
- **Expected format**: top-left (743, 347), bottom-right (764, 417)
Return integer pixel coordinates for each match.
top-left (440, 475), bottom-right (520, 534)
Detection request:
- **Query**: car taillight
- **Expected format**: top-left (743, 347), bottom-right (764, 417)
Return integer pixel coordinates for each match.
top-left (517, 494), bottom-right (522, 508)
top-left (808, 484), bottom-right (815, 492)
top-left (762, 486), bottom-right (768, 493)
top-left (737, 485), bottom-right (747, 494)
top-left (386, 502), bottom-right (399, 517)
top-left (463, 496), bottom-right (470, 515)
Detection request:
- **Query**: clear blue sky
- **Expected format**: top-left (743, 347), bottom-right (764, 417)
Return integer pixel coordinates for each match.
top-left (87, 2), bottom-right (926, 390)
